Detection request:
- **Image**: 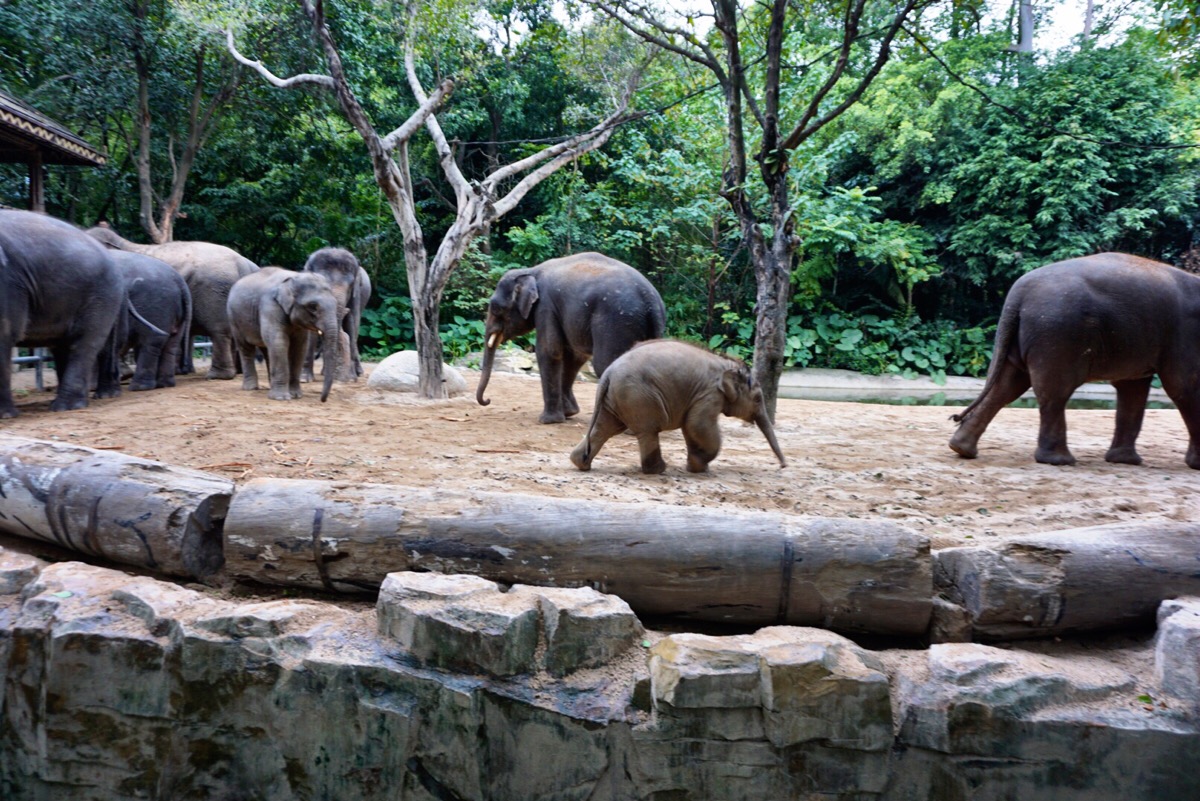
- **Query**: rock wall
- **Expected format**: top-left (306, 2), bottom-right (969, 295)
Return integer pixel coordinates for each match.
top-left (2, 553), bottom-right (1198, 801)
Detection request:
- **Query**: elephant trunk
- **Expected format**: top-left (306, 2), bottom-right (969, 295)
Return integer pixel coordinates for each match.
top-left (476, 325), bottom-right (501, 406)
top-left (755, 409), bottom-right (787, 468)
top-left (320, 310), bottom-right (339, 403)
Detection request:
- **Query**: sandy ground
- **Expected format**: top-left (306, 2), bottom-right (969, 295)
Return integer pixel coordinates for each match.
top-left (3, 359), bottom-right (1197, 551)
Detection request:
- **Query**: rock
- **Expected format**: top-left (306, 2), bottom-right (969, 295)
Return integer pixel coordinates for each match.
top-left (1156, 597), bottom-right (1200, 706)
top-left (507, 585), bottom-right (643, 677)
top-left (0, 547), bottom-right (44, 594)
top-left (377, 573), bottom-right (644, 678)
top-left (366, 350), bottom-right (468, 395)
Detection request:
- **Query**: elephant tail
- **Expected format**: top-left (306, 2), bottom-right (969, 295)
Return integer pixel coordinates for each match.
top-left (951, 298), bottom-right (1021, 424)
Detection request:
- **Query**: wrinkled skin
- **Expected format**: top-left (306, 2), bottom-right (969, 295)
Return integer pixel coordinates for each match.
top-left (87, 225), bottom-right (259, 380)
top-left (0, 211), bottom-right (125, 417)
top-left (226, 268), bottom-right (340, 402)
top-left (110, 251), bottom-right (192, 391)
top-left (570, 340), bottom-right (787, 474)
top-left (299, 247), bottom-right (371, 383)
top-left (950, 252), bottom-right (1200, 468)
top-left (477, 253), bottom-right (666, 424)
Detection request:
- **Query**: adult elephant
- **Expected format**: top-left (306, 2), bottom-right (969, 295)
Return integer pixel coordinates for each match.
top-left (300, 247), bottom-right (371, 383)
top-left (110, 251), bottom-right (192, 391)
top-left (476, 253), bottom-right (666, 423)
top-left (949, 252), bottom-right (1200, 468)
top-left (0, 210), bottom-right (125, 416)
top-left (227, 268), bottom-right (341, 402)
top-left (86, 224), bottom-right (259, 380)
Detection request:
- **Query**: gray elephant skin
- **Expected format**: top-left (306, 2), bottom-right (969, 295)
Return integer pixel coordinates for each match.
top-left (0, 210), bottom-right (125, 416)
top-left (476, 252), bottom-right (666, 423)
top-left (86, 224), bottom-right (259, 380)
top-left (227, 267), bottom-right (340, 402)
top-left (950, 252), bottom-right (1200, 468)
top-left (300, 247), bottom-right (371, 383)
top-left (570, 339), bottom-right (787, 474)
top-left (110, 251), bottom-right (192, 391)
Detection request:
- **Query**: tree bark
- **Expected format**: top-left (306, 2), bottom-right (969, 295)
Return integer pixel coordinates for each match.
top-left (223, 477), bottom-right (933, 637)
top-left (0, 435), bottom-right (232, 579)
top-left (935, 523), bottom-right (1200, 640)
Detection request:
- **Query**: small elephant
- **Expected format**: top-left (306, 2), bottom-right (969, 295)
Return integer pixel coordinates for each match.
top-left (570, 340), bottom-right (787, 474)
top-left (227, 268), bottom-right (341, 402)
top-left (87, 224), bottom-right (260, 379)
top-left (950, 252), bottom-right (1200, 468)
top-left (476, 252), bottom-right (666, 424)
top-left (0, 210), bottom-right (125, 416)
top-left (110, 251), bottom-right (192, 391)
top-left (300, 247), bottom-right (371, 383)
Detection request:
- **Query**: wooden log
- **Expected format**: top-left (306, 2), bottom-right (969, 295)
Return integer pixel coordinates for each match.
top-left (223, 477), bottom-right (932, 636)
top-left (935, 522), bottom-right (1200, 640)
top-left (0, 434), bottom-right (232, 579)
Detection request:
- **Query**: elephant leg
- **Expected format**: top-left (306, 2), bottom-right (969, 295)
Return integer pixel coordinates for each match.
top-left (1160, 373), bottom-right (1200, 469)
top-left (537, 342), bottom-right (567, 424)
top-left (264, 331), bottom-right (295, 401)
top-left (287, 330), bottom-right (307, 399)
top-left (0, 335), bottom-right (17, 418)
top-left (238, 340), bottom-right (261, 391)
top-left (301, 332), bottom-right (317, 383)
top-left (637, 432), bottom-right (668, 474)
top-left (207, 332), bottom-right (238, 380)
top-left (1105, 377), bottom-right (1152, 465)
top-left (682, 417), bottom-right (723, 473)
top-left (157, 330), bottom-right (183, 388)
top-left (178, 335), bottom-right (195, 374)
top-left (570, 408), bottom-right (627, 470)
top-left (130, 336), bottom-right (165, 392)
top-left (949, 361), bottom-right (1031, 459)
top-left (561, 352), bottom-right (588, 418)
top-left (1032, 382), bottom-right (1078, 466)
top-left (52, 339), bottom-right (100, 411)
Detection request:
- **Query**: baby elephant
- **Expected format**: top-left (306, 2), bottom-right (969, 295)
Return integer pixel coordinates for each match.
top-left (227, 268), bottom-right (341, 402)
top-left (570, 340), bottom-right (787, 474)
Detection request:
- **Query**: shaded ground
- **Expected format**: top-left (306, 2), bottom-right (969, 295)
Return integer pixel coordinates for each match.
top-left (5, 360), bottom-right (1197, 550)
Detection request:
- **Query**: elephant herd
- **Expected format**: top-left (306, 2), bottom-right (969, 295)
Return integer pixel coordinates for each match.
top-left (3, 207), bottom-right (1200, 473)
top-left (0, 209), bottom-right (368, 417)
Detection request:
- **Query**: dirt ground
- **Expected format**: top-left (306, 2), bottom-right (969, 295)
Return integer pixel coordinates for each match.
top-left (4, 359), bottom-right (1197, 551)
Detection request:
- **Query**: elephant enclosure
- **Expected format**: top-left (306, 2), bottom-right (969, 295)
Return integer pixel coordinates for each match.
top-left (4, 362), bottom-right (1197, 550)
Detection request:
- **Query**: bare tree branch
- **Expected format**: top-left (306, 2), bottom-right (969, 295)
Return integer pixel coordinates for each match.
top-left (225, 28), bottom-right (336, 89)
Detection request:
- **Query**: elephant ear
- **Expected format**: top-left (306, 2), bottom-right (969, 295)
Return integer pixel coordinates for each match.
top-left (719, 365), bottom-right (753, 412)
top-left (275, 275), bottom-right (297, 315)
top-left (515, 273), bottom-right (539, 319)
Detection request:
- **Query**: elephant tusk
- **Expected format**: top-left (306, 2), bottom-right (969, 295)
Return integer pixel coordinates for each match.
top-left (487, 333), bottom-right (502, 349)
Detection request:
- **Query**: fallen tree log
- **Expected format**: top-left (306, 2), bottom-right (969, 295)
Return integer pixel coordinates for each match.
top-left (223, 477), bottom-right (932, 636)
top-left (935, 523), bottom-right (1200, 640)
top-left (0, 435), bottom-right (232, 579)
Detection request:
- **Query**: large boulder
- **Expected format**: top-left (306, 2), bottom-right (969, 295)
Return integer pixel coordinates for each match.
top-left (366, 350), bottom-right (468, 395)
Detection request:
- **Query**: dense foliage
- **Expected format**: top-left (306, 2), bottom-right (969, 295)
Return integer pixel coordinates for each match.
top-left (3, 1), bottom-right (1198, 380)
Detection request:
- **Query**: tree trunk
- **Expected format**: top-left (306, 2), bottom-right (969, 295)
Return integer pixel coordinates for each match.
top-left (935, 523), bottom-right (1200, 640)
top-left (223, 477), bottom-right (933, 637)
top-left (0, 435), bottom-right (232, 579)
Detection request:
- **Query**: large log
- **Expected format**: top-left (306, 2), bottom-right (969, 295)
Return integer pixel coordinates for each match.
top-left (935, 523), bottom-right (1200, 640)
top-left (224, 477), bottom-right (932, 636)
top-left (0, 435), bottom-right (232, 579)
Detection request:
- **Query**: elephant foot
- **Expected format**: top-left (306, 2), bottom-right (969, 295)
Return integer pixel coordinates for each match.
top-left (158, 377), bottom-right (176, 388)
top-left (1186, 445), bottom-right (1200, 470)
top-left (207, 367), bottom-right (237, 380)
top-left (686, 457), bottom-right (712, 473)
top-left (93, 388), bottom-right (120, 400)
top-left (300, 371), bottom-right (314, 383)
top-left (1104, 446), bottom-right (1143, 465)
top-left (640, 459), bottom-right (667, 475)
top-left (129, 381), bottom-right (157, 392)
top-left (50, 395), bottom-right (88, 412)
top-left (241, 380), bottom-right (259, 391)
top-left (948, 431), bottom-right (979, 459)
top-left (290, 388), bottom-right (302, 399)
top-left (267, 389), bottom-right (294, 401)
top-left (569, 448), bottom-right (591, 471)
top-left (0, 406), bottom-right (18, 419)
top-left (1035, 448), bottom-right (1077, 466)
top-left (539, 411), bottom-right (567, 424)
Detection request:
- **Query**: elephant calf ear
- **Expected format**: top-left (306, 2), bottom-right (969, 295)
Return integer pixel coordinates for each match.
top-left (275, 276), bottom-right (297, 314)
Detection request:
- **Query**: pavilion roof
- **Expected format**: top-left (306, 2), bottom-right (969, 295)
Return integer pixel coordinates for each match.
top-left (0, 89), bottom-right (106, 167)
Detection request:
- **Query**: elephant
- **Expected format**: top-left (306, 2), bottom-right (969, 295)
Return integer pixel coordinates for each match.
top-left (949, 252), bottom-right (1200, 469)
top-left (226, 267), bottom-right (341, 402)
top-left (110, 251), bottom-right (192, 391)
top-left (476, 252), bottom-right (666, 424)
top-left (0, 210), bottom-right (125, 416)
top-left (86, 224), bottom-right (259, 380)
top-left (570, 339), bottom-right (787, 474)
top-left (299, 247), bottom-right (372, 383)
